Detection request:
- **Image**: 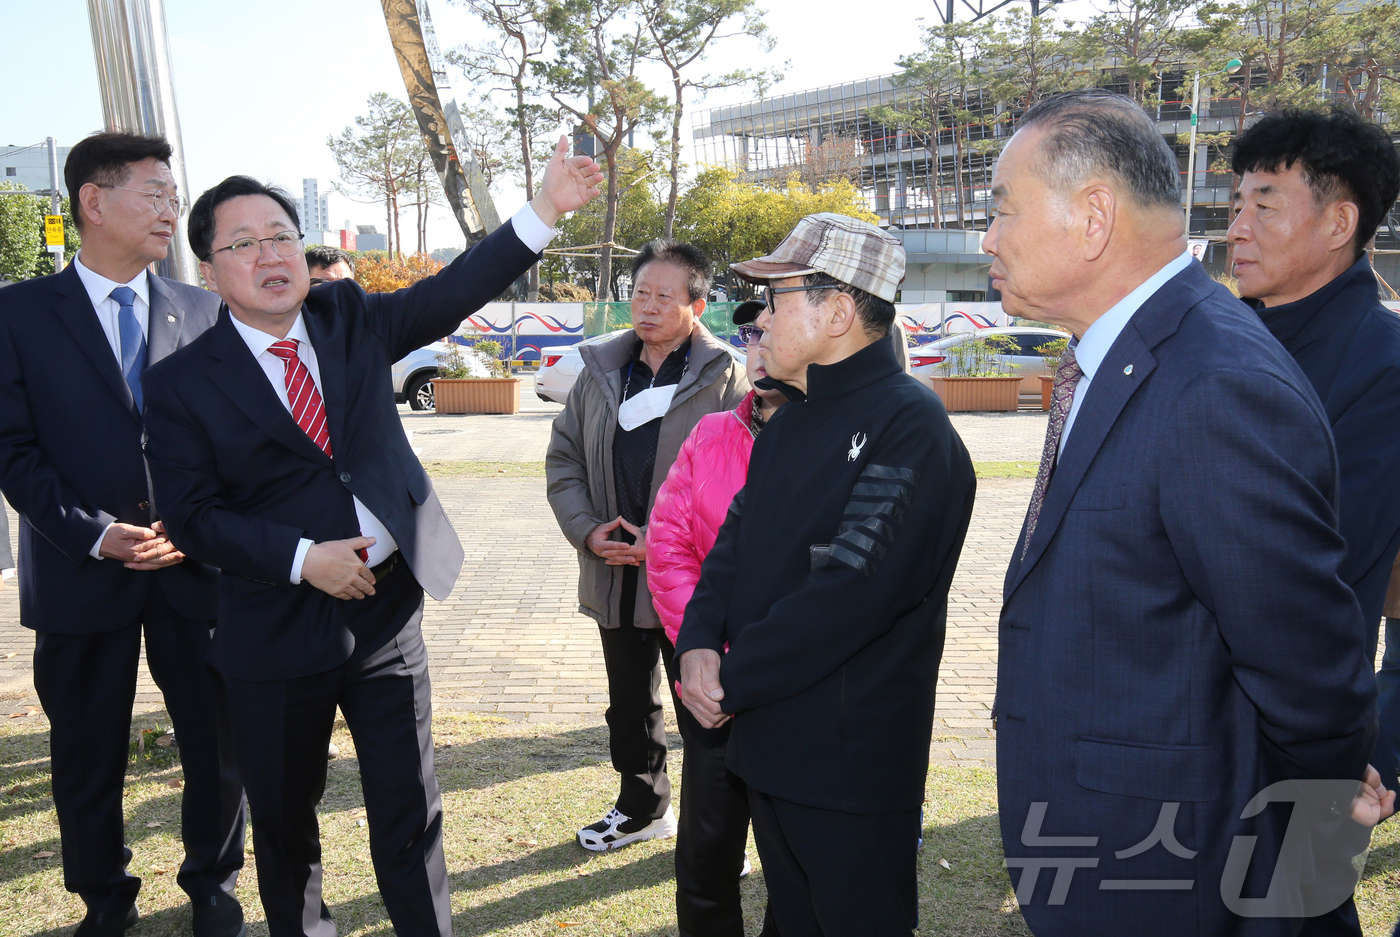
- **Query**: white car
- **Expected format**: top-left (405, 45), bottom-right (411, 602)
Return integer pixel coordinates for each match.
top-left (908, 327), bottom-right (1068, 401)
top-left (392, 340), bottom-right (493, 410)
top-left (535, 331), bottom-right (745, 404)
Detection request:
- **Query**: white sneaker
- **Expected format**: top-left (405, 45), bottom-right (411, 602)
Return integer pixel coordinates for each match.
top-left (740, 854), bottom-right (752, 878)
top-left (576, 806), bottom-right (678, 851)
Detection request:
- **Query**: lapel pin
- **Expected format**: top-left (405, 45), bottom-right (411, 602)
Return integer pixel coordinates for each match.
top-left (167, 314), bottom-right (177, 323)
top-left (1123, 364), bottom-right (1134, 376)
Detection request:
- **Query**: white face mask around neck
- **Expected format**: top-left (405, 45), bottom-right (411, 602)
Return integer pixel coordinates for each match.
top-left (617, 383), bottom-right (678, 431)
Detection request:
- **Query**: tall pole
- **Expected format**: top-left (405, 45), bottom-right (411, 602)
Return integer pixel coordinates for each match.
top-left (86, 0), bottom-right (198, 284)
top-left (46, 137), bottom-right (65, 273)
top-left (1185, 70), bottom-right (1199, 238)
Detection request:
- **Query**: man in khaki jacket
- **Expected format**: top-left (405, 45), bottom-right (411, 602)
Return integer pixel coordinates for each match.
top-left (547, 240), bottom-right (748, 851)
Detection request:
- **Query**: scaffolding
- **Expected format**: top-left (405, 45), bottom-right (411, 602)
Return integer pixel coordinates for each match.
top-left (691, 75), bottom-right (1004, 230)
top-left (691, 68), bottom-right (1400, 252)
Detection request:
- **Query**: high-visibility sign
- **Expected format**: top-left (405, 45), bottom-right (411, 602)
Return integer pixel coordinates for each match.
top-left (44, 216), bottom-right (64, 247)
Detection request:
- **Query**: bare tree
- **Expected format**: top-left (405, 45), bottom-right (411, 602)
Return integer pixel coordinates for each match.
top-left (328, 93), bottom-right (419, 257)
top-left (642, 0), bottom-right (780, 238)
top-left (451, 0), bottom-right (560, 296)
top-left (544, 0), bottom-right (668, 300)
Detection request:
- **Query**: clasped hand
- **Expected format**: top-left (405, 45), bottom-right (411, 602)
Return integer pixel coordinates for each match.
top-left (587, 517), bottom-right (646, 566)
top-left (103, 521), bottom-right (185, 570)
top-left (1351, 764), bottom-right (1396, 827)
top-left (679, 648), bottom-right (730, 728)
top-left (302, 536), bottom-right (377, 600)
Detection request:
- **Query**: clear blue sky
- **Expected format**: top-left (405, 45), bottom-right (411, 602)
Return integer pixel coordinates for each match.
top-left (1, 0), bottom-right (1094, 250)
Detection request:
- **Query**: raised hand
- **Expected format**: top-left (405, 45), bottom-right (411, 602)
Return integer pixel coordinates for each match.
top-left (530, 135), bottom-right (604, 227)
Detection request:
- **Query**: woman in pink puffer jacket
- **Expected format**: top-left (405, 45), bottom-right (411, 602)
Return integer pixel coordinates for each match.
top-left (647, 306), bottom-right (784, 937)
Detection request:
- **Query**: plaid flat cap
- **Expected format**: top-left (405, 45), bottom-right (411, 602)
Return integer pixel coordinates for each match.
top-left (730, 212), bottom-right (905, 302)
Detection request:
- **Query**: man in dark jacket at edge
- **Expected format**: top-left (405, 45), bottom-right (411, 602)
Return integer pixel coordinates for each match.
top-left (674, 213), bottom-right (977, 936)
top-left (1228, 107), bottom-right (1400, 797)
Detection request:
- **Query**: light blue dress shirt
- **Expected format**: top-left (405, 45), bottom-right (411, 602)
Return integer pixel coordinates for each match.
top-left (1059, 251), bottom-right (1195, 454)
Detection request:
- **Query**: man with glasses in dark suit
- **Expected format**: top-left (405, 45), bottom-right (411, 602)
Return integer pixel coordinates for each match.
top-left (143, 137), bottom-right (601, 937)
top-left (0, 132), bottom-right (246, 937)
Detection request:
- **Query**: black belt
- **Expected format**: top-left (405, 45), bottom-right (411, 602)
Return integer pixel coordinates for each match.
top-left (370, 550), bottom-right (401, 582)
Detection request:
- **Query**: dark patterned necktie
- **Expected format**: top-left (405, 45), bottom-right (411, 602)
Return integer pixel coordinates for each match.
top-left (1020, 341), bottom-right (1082, 561)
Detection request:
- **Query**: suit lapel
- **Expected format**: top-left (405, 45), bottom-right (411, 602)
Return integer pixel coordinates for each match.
top-left (145, 273), bottom-right (183, 364)
top-left (1005, 332), bottom-right (1157, 598)
top-left (52, 265), bottom-right (139, 419)
top-left (205, 310), bottom-right (334, 467)
top-left (1004, 262), bottom-right (1216, 599)
top-left (302, 309), bottom-right (348, 462)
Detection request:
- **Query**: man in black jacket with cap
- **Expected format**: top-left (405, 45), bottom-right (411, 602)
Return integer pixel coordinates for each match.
top-left (1228, 107), bottom-right (1400, 801)
top-left (675, 213), bottom-right (976, 936)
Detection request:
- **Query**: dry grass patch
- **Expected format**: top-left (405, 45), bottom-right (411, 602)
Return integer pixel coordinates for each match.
top-left (2, 714), bottom-right (1396, 935)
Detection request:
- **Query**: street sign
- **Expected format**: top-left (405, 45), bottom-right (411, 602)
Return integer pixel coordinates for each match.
top-left (44, 215), bottom-right (64, 247)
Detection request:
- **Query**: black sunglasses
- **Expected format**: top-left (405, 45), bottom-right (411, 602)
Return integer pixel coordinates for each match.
top-left (738, 324), bottom-right (763, 345)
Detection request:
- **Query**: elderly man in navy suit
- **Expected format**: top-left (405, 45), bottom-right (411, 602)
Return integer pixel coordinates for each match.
top-left (142, 138), bottom-right (601, 937)
top-left (988, 90), bottom-right (1392, 936)
top-left (0, 132), bottom-right (245, 937)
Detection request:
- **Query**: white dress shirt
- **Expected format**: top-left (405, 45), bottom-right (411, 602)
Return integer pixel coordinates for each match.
top-left (73, 253), bottom-right (152, 560)
top-left (231, 205), bottom-right (558, 584)
top-left (229, 313), bottom-right (399, 583)
top-left (1059, 251), bottom-right (1195, 455)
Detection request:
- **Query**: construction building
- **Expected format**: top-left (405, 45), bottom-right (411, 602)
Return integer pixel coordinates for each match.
top-left (692, 71), bottom-right (1400, 299)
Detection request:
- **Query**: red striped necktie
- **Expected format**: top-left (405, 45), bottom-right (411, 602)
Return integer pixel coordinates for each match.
top-left (266, 339), bottom-right (369, 564)
top-left (267, 339), bottom-right (333, 458)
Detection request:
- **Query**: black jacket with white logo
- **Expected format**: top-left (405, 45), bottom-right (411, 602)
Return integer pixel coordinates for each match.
top-left (674, 336), bottom-right (976, 813)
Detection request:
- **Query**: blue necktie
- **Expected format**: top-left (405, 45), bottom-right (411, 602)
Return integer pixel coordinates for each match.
top-left (109, 286), bottom-right (147, 412)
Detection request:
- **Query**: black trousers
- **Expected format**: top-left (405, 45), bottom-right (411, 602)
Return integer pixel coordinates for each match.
top-left (596, 616), bottom-right (682, 821)
top-left (674, 699), bottom-right (750, 937)
top-left (32, 585), bottom-right (245, 913)
top-left (748, 789), bottom-right (919, 937)
top-left (223, 605), bottom-right (448, 937)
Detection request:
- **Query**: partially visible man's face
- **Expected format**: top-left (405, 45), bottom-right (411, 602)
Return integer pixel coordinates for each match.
top-left (631, 261), bottom-right (700, 350)
top-left (309, 260), bottom-right (354, 281)
top-left (1227, 165), bottom-right (1351, 306)
top-left (982, 128), bottom-right (1083, 324)
top-left (82, 157), bottom-right (180, 267)
top-left (754, 277), bottom-right (830, 382)
top-left (199, 194), bottom-right (310, 329)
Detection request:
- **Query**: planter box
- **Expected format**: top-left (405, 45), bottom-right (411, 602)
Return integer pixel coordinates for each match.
top-left (1040, 374), bottom-right (1055, 411)
top-left (431, 378), bottom-right (521, 414)
top-left (927, 376), bottom-right (1023, 413)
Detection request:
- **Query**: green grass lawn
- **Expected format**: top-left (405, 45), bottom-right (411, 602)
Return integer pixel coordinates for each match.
top-left (1, 713), bottom-right (1395, 936)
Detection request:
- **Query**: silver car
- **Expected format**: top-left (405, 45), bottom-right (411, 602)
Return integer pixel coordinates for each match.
top-left (534, 331), bottom-right (746, 404)
top-left (392, 341), bottom-right (492, 410)
top-left (908, 326), bottom-right (1068, 400)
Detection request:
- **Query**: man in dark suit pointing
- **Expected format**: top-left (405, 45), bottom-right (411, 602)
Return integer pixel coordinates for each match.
top-left (988, 90), bottom-right (1391, 936)
top-left (142, 137), bottom-right (601, 937)
top-left (0, 132), bottom-right (245, 937)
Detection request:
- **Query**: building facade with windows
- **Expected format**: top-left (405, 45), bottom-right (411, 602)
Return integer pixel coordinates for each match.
top-left (692, 72), bottom-right (1400, 297)
top-left (1, 143), bottom-right (71, 196)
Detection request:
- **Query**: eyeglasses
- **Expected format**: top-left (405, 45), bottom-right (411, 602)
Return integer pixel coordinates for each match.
top-left (211, 231), bottom-right (305, 263)
top-left (100, 185), bottom-right (188, 218)
top-left (737, 324), bottom-right (763, 345)
top-left (764, 283), bottom-right (842, 312)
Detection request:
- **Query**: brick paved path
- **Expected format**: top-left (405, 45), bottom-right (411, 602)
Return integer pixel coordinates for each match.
top-left (4, 403), bottom-right (1381, 772)
top-left (405, 394), bottom-right (1050, 465)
